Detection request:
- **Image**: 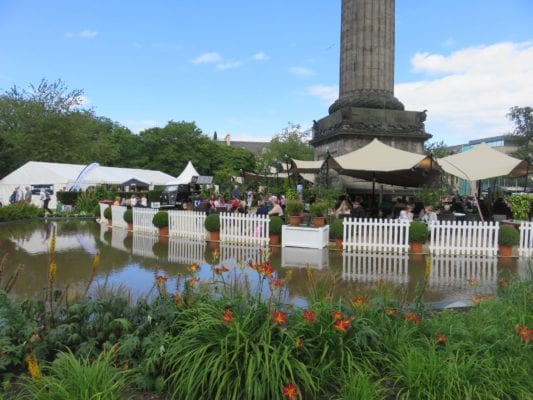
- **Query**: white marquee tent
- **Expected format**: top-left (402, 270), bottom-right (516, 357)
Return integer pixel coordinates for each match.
top-left (166, 161), bottom-right (200, 185)
top-left (0, 161), bottom-right (175, 207)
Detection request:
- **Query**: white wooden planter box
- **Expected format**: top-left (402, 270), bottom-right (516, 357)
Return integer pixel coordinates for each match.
top-left (281, 247), bottom-right (329, 270)
top-left (282, 225), bottom-right (329, 249)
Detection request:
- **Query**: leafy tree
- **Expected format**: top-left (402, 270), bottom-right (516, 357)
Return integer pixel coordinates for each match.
top-left (424, 140), bottom-right (450, 158)
top-left (262, 123), bottom-right (314, 164)
top-left (507, 106), bottom-right (532, 159)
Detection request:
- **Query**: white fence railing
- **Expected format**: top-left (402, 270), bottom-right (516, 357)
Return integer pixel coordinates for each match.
top-left (429, 221), bottom-right (499, 256)
top-left (428, 255), bottom-right (497, 289)
top-left (519, 222), bottom-right (533, 257)
top-left (111, 206), bottom-right (127, 229)
top-left (220, 213), bottom-right (269, 246)
top-left (132, 208), bottom-right (158, 235)
top-left (168, 238), bottom-right (206, 265)
top-left (169, 210), bottom-right (208, 240)
top-left (342, 253), bottom-right (409, 284)
top-left (343, 218), bottom-right (409, 254)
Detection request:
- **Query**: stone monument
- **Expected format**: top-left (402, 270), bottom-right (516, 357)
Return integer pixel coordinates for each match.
top-left (310, 0), bottom-right (431, 159)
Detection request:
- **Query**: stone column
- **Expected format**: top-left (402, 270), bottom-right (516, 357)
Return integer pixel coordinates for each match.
top-left (330, 0), bottom-right (404, 112)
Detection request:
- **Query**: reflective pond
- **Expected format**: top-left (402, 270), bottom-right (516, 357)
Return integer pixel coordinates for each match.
top-left (1, 220), bottom-right (530, 306)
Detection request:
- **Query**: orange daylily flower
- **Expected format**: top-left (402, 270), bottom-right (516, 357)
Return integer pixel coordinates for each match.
top-left (331, 311), bottom-right (344, 320)
top-left (214, 264), bottom-right (229, 275)
top-left (384, 307), bottom-right (398, 316)
top-left (261, 264), bottom-right (275, 278)
top-left (220, 310), bottom-right (234, 325)
top-left (272, 279), bottom-right (284, 288)
top-left (187, 263), bottom-right (199, 273)
top-left (352, 296), bottom-right (369, 308)
top-left (155, 275), bottom-right (168, 285)
top-left (404, 313), bottom-right (421, 324)
top-left (515, 324), bottom-right (533, 342)
top-left (296, 336), bottom-right (303, 349)
top-left (303, 310), bottom-right (316, 324)
top-left (468, 277), bottom-right (478, 286)
top-left (333, 316), bottom-right (354, 333)
top-left (472, 294), bottom-right (493, 305)
top-left (175, 291), bottom-right (183, 306)
top-left (272, 310), bottom-right (287, 325)
top-left (187, 277), bottom-right (199, 287)
top-left (282, 383), bottom-right (299, 400)
top-left (436, 333), bottom-right (447, 344)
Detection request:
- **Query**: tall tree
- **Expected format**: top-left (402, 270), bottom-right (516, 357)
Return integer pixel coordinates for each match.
top-left (507, 106), bottom-right (532, 159)
top-left (260, 123), bottom-right (314, 167)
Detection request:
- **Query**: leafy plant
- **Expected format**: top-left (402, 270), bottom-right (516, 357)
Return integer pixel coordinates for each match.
top-left (204, 213), bottom-right (220, 232)
top-left (123, 209), bottom-right (133, 224)
top-left (285, 199), bottom-right (304, 216)
top-left (505, 194), bottom-right (532, 221)
top-left (152, 211), bottom-right (169, 228)
top-left (310, 200), bottom-right (329, 217)
top-left (269, 216), bottom-right (283, 235)
top-left (0, 202), bottom-right (42, 222)
top-left (498, 225), bottom-right (520, 246)
top-left (329, 218), bottom-right (344, 239)
top-left (409, 221), bottom-right (428, 243)
top-left (103, 206), bottom-right (112, 220)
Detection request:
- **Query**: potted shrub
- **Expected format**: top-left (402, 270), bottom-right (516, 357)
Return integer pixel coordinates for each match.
top-left (409, 221), bottom-right (428, 253)
top-left (310, 200), bottom-right (329, 227)
top-left (269, 216), bottom-right (283, 245)
top-left (152, 210), bottom-right (169, 237)
top-left (285, 199), bottom-right (304, 226)
top-left (329, 218), bottom-right (344, 250)
top-left (505, 194), bottom-right (532, 221)
top-left (123, 208), bottom-right (133, 231)
top-left (498, 225), bottom-right (519, 257)
top-left (103, 206), bottom-right (112, 227)
top-left (204, 213), bottom-right (220, 241)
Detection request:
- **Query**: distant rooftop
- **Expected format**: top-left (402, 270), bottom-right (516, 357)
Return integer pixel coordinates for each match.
top-left (218, 134), bottom-right (269, 154)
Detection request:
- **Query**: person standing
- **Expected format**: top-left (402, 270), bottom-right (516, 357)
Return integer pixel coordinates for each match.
top-left (24, 186), bottom-right (32, 204)
top-left (40, 189), bottom-right (53, 216)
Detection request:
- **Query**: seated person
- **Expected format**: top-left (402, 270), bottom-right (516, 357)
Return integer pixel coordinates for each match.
top-left (420, 206), bottom-right (438, 224)
top-left (268, 198), bottom-right (284, 217)
top-left (336, 200), bottom-right (351, 217)
top-left (350, 201), bottom-right (366, 219)
top-left (256, 200), bottom-right (269, 216)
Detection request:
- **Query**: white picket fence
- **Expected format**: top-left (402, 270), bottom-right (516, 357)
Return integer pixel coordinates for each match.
top-left (169, 210), bottom-right (208, 240)
top-left (428, 255), bottom-right (498, 289)
top-left (342, 253), bottom-right (409, 284)
top-left (168, 238), bottom-right (206, 265)
top-left (132, 208), bottom-right (158, 235)
top-left (429, 221), bottom-right (499, 256)
top-left (519, 222), bottom-right (533, 257)
top-left (343, 218), bottom-right (410, 254)
top-left (111, 206), bottom-right (128, 229)
top-left (220, 213), bottom-right (270, 246)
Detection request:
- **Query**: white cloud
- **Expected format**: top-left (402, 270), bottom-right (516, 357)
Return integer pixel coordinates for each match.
top-left (396, 41), bottom-right (533, 144)
top-left (252, 51), bottom-right (269, 61)
top-left (191, 52), bottom-right (222, 64)
top-left (304, 85), bottom-right (338, 104)
top-left (289, 66), bottom-right (315, 77)
top-left (126, 120), bottom-right (161, 134)
top-left (216, 61), bottom-right (242, 71)
top-left (65, 29), bottom-right (98, 39)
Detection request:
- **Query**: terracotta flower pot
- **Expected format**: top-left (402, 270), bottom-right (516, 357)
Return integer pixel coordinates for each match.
top-left (270, 234), bottom-right (280, 245)
top-left (288, 215), bottom-right (302, 226)
top-left (128, 223), bottom-right (133, 231)
top-left (410, 242), bottom-right (424, 254)
top-left (107, 218), bottom-right (112, 227)
top-left (312, 217), bottom-right (326, 227)
top-left (334, 238), bottom-right (343, 250)
top-left (209, 231), bottom-right (220, 242)
top-left (499, 245), bottom-right (513, 257)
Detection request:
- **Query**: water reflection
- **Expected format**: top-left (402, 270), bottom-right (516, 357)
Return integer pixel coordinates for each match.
top-left (282, 247), bottom-right (329, 270)
top-left (132, 232), bottom-right (158, 259)
top-left (168, 238), bottom-right (206, 265)
top-left (342, 253), bottom-right (409, 284)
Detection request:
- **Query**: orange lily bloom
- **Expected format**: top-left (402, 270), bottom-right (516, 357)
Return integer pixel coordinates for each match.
top-left (404, 313), bottom-right (421, 324)
top-left (296, 336), bottom-right (303, 349)
top-left (333, 317), bottom-right (354, 333)
top-left (220, 310), bottom-right (234, 325)
top-left (303, 310), bottom-right (315, 323)
top-left (282, 383), bottom-right (299, 400)
top-left (384, 307), bottom-right (398, 316)
top-left (436, 333), bottom-right (447, 344)
top-left (187, 277), bottom-right (199, 287)
top-left (187, 263), bottom-right (199, 273)
top-left (272, 310), bottom-right (287, 325)
top-left (352, 296), bottom-right (369, 308)
top-left (155, 275), bottom-right (168, 285)
top-left (175, 291), bottom-right (183, 306)
top-left (331, 310), bottom-right (344, 320)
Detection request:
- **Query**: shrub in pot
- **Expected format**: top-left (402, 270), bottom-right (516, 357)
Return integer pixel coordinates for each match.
top-left (269, 216), bottom-right (283, 245)
top-left (152, 211), bottom-right (169, 237)
top-left (123, 209), bottom-right (133, 230)
top-left (505, 194), bottom-right (532, 221)
top-left (93, 205), bottom-right (101, 218)
top-left (409, 221), bottom-right (428, 253)
top-left (285, 199), bottom-right (304, 226)
top-left (498, 225), bottom-right (519, 257)
top-left (310, 200), bottom-right (329, 227)
top-left (329, 218), bottom-right (344, 249)
top-left (103, 206), bottom-right (112, 226)
top-left (204, 213), bottom-right (221, 241)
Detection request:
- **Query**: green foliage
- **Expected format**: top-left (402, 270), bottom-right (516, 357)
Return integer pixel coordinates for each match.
top-left (204, 213), bottom-right (220, 232)
top-left (269, 216), bottom-right (283, 235)
top-left (498, 225), bottom-right (520, 246)
top-left (74, 191), bottom-right (99, 214)
top-left (93, 204), bottom-right (101, 218)
top-left (123, 209), bottom-right (133, 224)
top-left (409, 221), bottom-right (429, 243)
top-left (17, 350), bottom-right (129, 400)
top-left (285, 199), bottom-right (304, 216)
top-left (55, 191), bottom-right (79, 206)
top-left (507, 106), bottom-right (533, 159)
top-left (146, 190), bottom-right (162, 204)
top-left (505, 194), bottom-right (532, 221)
top-left (103, 206), bottom-right (112, 220)
top-left (329, 218), bottom-right (344, 239)
top-left (424, 140), bottom-right (450, 158)
top-left (0, 202), bottom-right (42, 222)
top-left (309, 200), bottom-right (329, 217)
top-left (152, 211), bottom-right (169, 228)
top-left (260, 123), bottom-right (314, 165)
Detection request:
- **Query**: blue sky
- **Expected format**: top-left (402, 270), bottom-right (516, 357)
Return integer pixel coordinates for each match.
top-left (1, 0), bottom-right (532, 145)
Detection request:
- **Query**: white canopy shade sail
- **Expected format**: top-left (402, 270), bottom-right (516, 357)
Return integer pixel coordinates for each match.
top-left (328, 138), bottom-right (439, 187)
top-left (437, 143), bottom-right (530, 181)
top-left (289, 159), bottom-right (325, 173)
top-left (167, 161), bottom-right (200, 185)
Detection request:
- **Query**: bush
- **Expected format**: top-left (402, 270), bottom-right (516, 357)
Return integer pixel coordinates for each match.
top-left (505, 194), bottom-right (532, 221)
top-left (204, 213), bottom-right (220, 232)
top-left (152, 211), bottom-right (169, 228)
top-left (269, 216), bottom-right (283, 235)
top-left (0, 202), bottom-right (42, 222)
top-left (123, 209), bottom-right (133, 224)
top-left (103, 206), bottom-right (112, 220)
top-left (310, 200), bottom-right (329, 217)
top-left (409, 221), bottom-right (428, 243)
top-left (93, 204), bottom-right (101, 218)
top-left (329, 218), bottom-right (344, 239)
top-left (498, 225), bottom-right (520, 246)
top-left (285, 199), bottom-right (304, 216)
top-left (56, 191), bottom-right (80, 206)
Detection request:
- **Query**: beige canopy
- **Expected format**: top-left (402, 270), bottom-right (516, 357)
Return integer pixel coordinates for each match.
top-left (328, 138), bottom-right (440, 187)
top-left (437, 143), bottom-right (530, 181)
top-left (289, 159), bottom-right (325, 173)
